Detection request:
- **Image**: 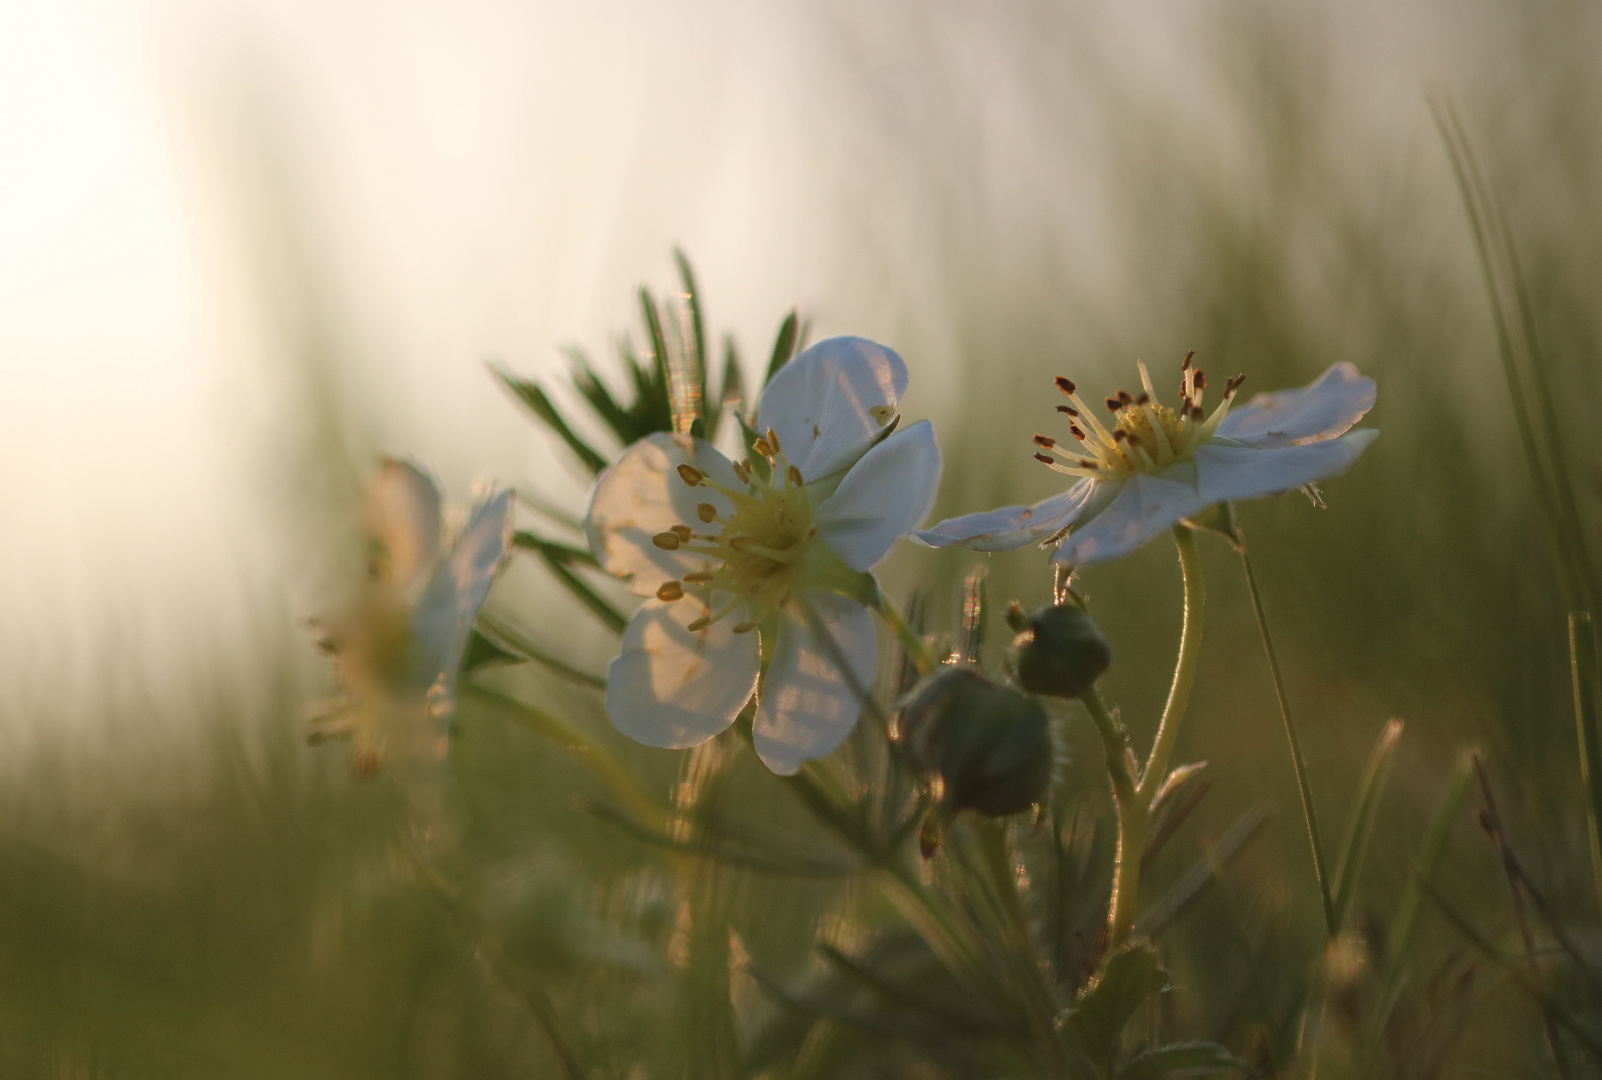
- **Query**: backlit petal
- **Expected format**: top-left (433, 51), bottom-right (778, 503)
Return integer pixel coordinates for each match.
top-left (754, 593), bottom-right (878, 774)
top-left (584, 433), bottom-right (742, 597)
top-left (1215, 363), bottom-right (1376, 448)
top-left (1194, 429), bottom-right (1378, 504)
top-left (1054, 472), bottom-right (1210, 568)
top-left (606, 595), bottom-right (760, 749)
top-left (365, 459), bottom-right (443, 594)
top-left (757, 337), bottom-right (908, 482)
top-left (914, 480), bottom-right (1098, 552)
top-left (410, 489), bottom-right (514, 700)
top-left (813, 421), bottom-right (942, 570)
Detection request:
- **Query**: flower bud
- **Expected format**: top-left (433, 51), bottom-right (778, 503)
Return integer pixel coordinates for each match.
top-left (896, 668), bottom-right (1052, 817)
top-left (1009, 602), bottom-right (1111, 699)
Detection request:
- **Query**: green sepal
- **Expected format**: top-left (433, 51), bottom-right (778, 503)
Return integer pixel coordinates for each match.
top-left (766, 310), bottom-right (800, 386)
top-left (491, 364), bottom-right (609, 474)
top-left (1181, 501), bottom-right (1242, 550)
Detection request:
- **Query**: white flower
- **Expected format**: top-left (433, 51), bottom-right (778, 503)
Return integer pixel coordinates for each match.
top-left (584, 337), bottom-right (943, 774)
top-left (915, 356), bottom-right (1377, 568)
top-left (310, 460), bottom-right (513, 773)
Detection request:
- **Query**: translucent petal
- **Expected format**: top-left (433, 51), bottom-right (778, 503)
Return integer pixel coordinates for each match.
top-left (1054, 473), bottom-right (1210, 568)
top-left (364, 459), bottom-right (443, 594)
top-left (813, 421), bottom-right (942, 570)
top-left (410, 489), bottom-right (514, 698)
top-left (914, 480), bottom-right (1097, 552)
top-left (583, 433), bottom-right (742, 597)
top-left (606, 595), bottom-right (760, 749)
top-left (757, 337), bottom-right (908, 482)
top-left (1215, 363), bottom-right (1376, 448)
top-left (754, 593), bottom-right (878, 774)
top-left (1193, 429), bottom-right (1378, 504)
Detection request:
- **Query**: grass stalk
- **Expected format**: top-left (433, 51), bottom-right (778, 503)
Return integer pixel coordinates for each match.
top-left (1569, 613), bottom-right (1602, 913)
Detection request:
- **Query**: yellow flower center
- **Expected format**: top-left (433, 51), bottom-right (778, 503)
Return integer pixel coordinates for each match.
top-left (649, 431), bottom-right (819, 633)
top-left (1031, 352), bottom-right (1246, 480)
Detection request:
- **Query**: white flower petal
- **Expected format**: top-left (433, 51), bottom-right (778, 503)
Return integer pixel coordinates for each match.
top-left (583, 433), bottom-right (742, 597)
top-left (812, 421), bottom-right (942, 570)
top-left (1054, 472), bottom-right (1211, 568)
top-left (1215, 363), bottom-right (1376, 448)
top-left (914, 480), bottom-right (1098, 552)
top-left (410, 489), bottom-right (514, 695)
top-left (757, 336), bottom-right (909, 482)
top-left (365, 459), bottom-right (443, 593)
top-left (606, 595), bottom-right (760, 749)
top-left (1194, 429), bottom-right (1378, 504)
top-left (754, 593), bottom-right (878, 774)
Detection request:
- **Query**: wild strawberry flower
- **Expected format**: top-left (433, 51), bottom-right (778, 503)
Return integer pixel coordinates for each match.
top-left (584, 337), bottom-right (942, 774)
top-left (310, 460), bottom-right (513, 774)
top-left (915, 355), bottom-right (1377, 567)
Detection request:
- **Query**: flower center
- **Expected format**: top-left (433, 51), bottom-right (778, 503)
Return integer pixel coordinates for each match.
top-left (648, 430), bottom-right (817, 633)
top-left (1031, 352), bottom-right (1245, 480)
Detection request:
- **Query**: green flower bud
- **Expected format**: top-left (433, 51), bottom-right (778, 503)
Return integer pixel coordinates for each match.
top-left (896, 668), bottom-right (1053, 817)
top-left (1009, 602), bottom-right (1111, 699)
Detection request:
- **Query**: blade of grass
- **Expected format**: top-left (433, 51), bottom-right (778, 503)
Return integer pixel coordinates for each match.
top-left (1237, 530), bottom-right (1335, 936)
top-left (475, 613), bottom-right (606, 690)
top-left (490, 364), bottom-right (608, 474)
top-left (1330, 719), bottom-right (1403, 932)
top-left (1135, 804), bottom-right (1271, 939)
top-left (515, 538), bottom-right (628, 634)
top-left (766, 310), bottom-right (799, 385)
top-left (1569, 613), bottom-right (1602, 912)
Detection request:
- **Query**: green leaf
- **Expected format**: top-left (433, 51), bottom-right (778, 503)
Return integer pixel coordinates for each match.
top-left (674, 248), bottom-right (712, 431)
top-left (1143, 762), bottom-right (1211, 867)
top-left (766, 309), bottom-right (799, 386)
top-left (1331, 718), bottom-right (1403, 930)
top-left (491, 364), bottom-right (609, 474)
top-left (1060, 941), bottom-right (1169, 1063)
top-left (512, 531), bottom-right (599, 568)
top-left (1115, 1042), bottom-right (1248, 1080)
top-left (461, 629), bottom-right (522, 676)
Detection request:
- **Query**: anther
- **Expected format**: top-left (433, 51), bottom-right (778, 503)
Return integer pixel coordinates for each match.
top-left (786, 465), bottom-right (803, 486)
top-left (686, 616), bottom-right (711, 632)
top-left (1224, 373), bottom-right (1246, 397)
top-left (671, 524), bottom-right (693, 541)
top-left (1105, 397), bottom-right (1122, 413)
top-left (677, 464), bottom-right (705, 487)
top-left (696, 502), bottom-right (718, 523)
top-left (1055, 376), bottom-right (1076, 395)
top-left (1033, 434), bottom-right (1056, 449)
top-left (1181, 350), bottom-right (1194, 371)
top-left (1193, 371), bottom-right (1206, 391)
top-left (656, 581), bottom-right (684, 601)
top-left (1112, 430), bottom-right (1129, 442)
top-left (1034, 452), bottom-right (1055, 465)
top-left (1056, 404), bottom-right (1079, 417)
top-left (651, 531), bottom-right (682, 550)
top-left (752, 438), bottom-right (773, 457)
top-left (682, 572), bottom-right (714, 584)
top-left (765, 428), bottom-right (782, 453)
top-left (732, 621), bottom-right (756, 634)
top-left (1069, 425), bottom-right (1086, 440)
top-left (1117, 390), bottom-right (1135, 405)
top-left (1135, 392), bottom-right (1150, 405)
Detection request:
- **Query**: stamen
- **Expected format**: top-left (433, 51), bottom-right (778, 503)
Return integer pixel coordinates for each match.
top-left (1193, 370), bottom-right (1207, 391)
top-left (656, 581), bottom-right (684, 601)
top-left (1135, 392), bottom-right (1150, 405)
top-left (752, 438), bottom-right (773, 458)
top-left (671, 524), bottom-right (693, 541)
top-left (677, 464), bottom-right (705, 487)
top-left (1181, 350), bottom-right (1193, 371)
top-left (696, 502), bottom-right (719, 523)
top-left (682, 572), bottom-right (714, 584)
top-left (1105, 397), bottom-right (1122, 413)
top-left (1033, 452), bottom-right (1056, 465)
top-left (1055, 376), bottom-right (1076, 395)
top-left (1068, 425), bottom-right (1087, 440)
top-left (732, 621), bottom-right (756, 634)
top-left (765, 428), bottom-right (783, 453)
top-left (786, 465), bottom-right (803, 486)
top-left (651, 531), bottom-right (682, 550)
top-left (1137, 360), bottom-right (1157, 399)
top-left (1056, 404), bottom-right (1079, 417)
top-left (1033, 434), bottom-right (1056, 449)
top-left (1224, 373), bottom-right (1246, 398)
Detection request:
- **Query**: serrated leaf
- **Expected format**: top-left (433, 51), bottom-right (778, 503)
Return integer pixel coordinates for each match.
top-left (491, 365), bottom-right (609, 474)
top-left (1060, 941), bottom-right (1169, 1062)
top-left (1115, 1041), bottom-right (1248, 1080)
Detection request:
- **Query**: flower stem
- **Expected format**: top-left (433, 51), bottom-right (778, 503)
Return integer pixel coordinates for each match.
top-left (1136, 526), bottom-right (1206, 805)
top-left (874, 591), bottom-right (937, 676)
top-left (1085, 686), bottom-right (1144, 947)
top-left (1237, 532), bottom-right (1336, 937)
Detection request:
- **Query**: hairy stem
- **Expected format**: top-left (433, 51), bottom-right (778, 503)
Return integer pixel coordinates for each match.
top-left (1137, 527), bottom-right (1206, 804)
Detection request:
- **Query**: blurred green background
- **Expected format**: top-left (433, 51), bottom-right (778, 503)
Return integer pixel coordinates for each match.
top-left (3, 0), bottom-right (1601, 1075)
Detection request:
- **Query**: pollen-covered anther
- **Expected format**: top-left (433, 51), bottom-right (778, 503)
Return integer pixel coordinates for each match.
top-left (1224, 373), bottom-right (1246, 398)
top-left (1193, 370), bottom-right (1207, 391)
top-left (1033, 434), bottom-right (1056, 449)
top-left (1057, 404), bottom-right (1079, 417)
top-left (752, 438), bottom-right (773, 458)
top-left (732, 621), bottom-right (756, 634)
top-left (1034, 452), bottom-right (1055, 465)
top-left (686, 616), bottom-right (711, 632)
top-left (1105, 397), bottom-right (1122, 413)
top-left (1069, 425), bottom-right (1087, 440)
top-left (682, 572), bottom-right (714, 584)
top-left (764, 428), bottom-right (783, 453)
top-left (670, 524), bottom-right (694, 541)
top-left (1055, 376), bottom-right (1077, 395)
top-left (696, 502), bottom-right (719, 523)
top-left (651, 531), bottom-right (682, 550)
top-left (656, 581), bottom-right (684, 601)
top-left (786, 465), bottom-right (803, 486)
top-left (677, 464), bottom-right (705, 487)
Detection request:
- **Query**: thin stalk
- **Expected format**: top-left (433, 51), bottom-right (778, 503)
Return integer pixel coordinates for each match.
top-left (875, 592), bottom-right (937, 677)
top-left (1569, 613), bottom-right (1602, 913)
top-left (1083, 687), bottom-right (1142, 947)
top-left (1238, 532), bottom-right (1336, 937)
top-left (1136, 526), bottom-right (1206, 804)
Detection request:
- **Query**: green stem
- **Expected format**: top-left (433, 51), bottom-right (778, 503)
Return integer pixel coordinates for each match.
top-left (1136, 527), bottom-right (1206, 804)
top-left (1237, 533), bottom-right (1336, 937)
top-left (1083, 688), bottom-right (1143, 945)
top-left (874, 591), bottom-right (937, 676)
